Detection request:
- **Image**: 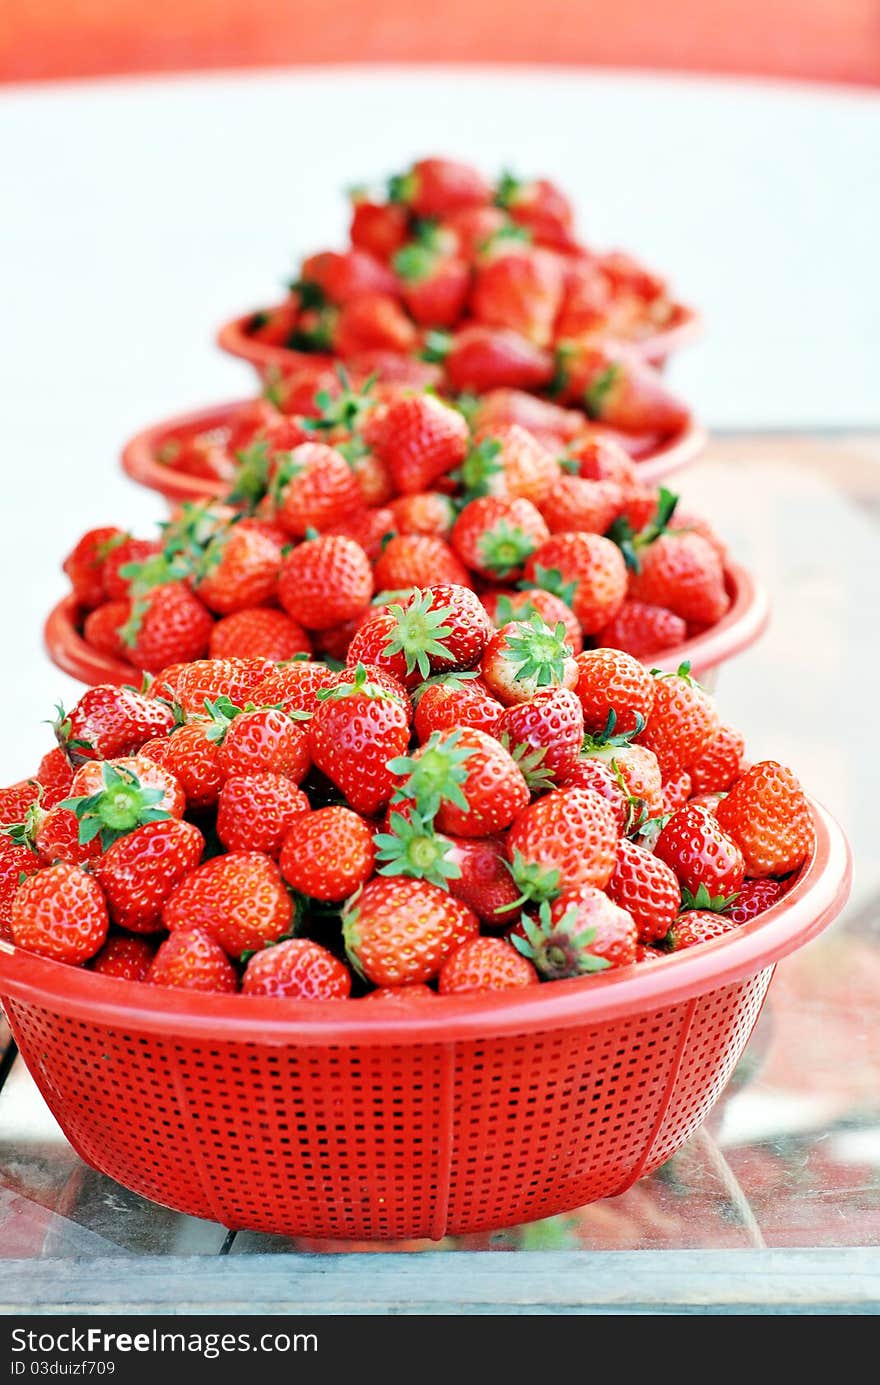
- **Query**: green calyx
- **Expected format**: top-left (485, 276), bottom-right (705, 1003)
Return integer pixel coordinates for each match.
top-left (519, 564), bottom-right (577, 608)
top-left (392, 241), bottom-right (439, 284)
top-left (681, 883), bottom-right (740, 914)
top-left (51, 703), bottom-right (91, 758)
top-left (631, 812), bottom-right (671, 851)
top-left (3, 798), bottom-right (45, 853)
top-left (493, 169), bottom-right (523, 209)
top-left (581, 708), bottom-right (647, 753)
top-left (300, 366), bottom-right (375, 441)
top-left (478, 520), bottom-right (539, 578)
top-left (381, 590), bottom-right (456, 680)
top-left (60, 763), bottom-right (171, 850)
top-left (420, 329), bottom-right (453, 364)
top-left (315, 663), bottom-right (393, 704)
top-left (501, 735), bottom-right (555, 794)
top-left (387, 169), bottom-right (417, 205)
top-left (288, 306), bottom-right (337, 354)
top-left (268, 450), bottom-right (304, 507)
top-left (373, 811), bottom-right (461, 890)
top-left (410, 669), bottom-right (480, 707)
top-left (288, 277), bottom-right (326, 310)
top-left (502, 849), bottom-right (562, 913)
top-left (510, 900), bottom-right (611, 979)
top-left (387, 729), bottom-right (475, 821)
top-left (583, 364), bottom-right (622, 420)
top-left (456, 438), bottom-right (503, 499)
top-left (118, 551), bottom-right (190, 599)
top-left (650, 659), bottom-right (696, 687)
top-left (228, 441), bottom-right (273, 509)
top-left (548, 342), bottom-right (577, 399)
top-left (161, 502), bottom-right (230, 564)
top-left (501, 615), bottom-right (571, 688)
top-left (477, 222), bottom-right (531, 258)
top-left (608, 487), bottom-right (679, 572)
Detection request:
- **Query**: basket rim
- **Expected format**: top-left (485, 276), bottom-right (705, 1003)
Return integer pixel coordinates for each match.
top-left (0, 799), bottom-right (851, 1046)
top-left (119, 397), bottom-right (707, 502)
top-left (42, 557), bottom-right (767, 690)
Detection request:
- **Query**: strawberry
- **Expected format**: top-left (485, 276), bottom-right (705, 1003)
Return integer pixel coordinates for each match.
top-left (628, 532), bottom-right (730, 627)
top-left (216, 774), bottom-right (309, 856)
top-left (574, 649), bottom-right (655, 737)
top-left (55, 685), bottom-right (175, 762)
top-left (119, 582), bottom-right (214, 673)
top-left (308, 665), bottom-right (410, 816)
top-left (372, 807), bottom-right (460, 891)
top-left (62, 756), bottom-right (184, 845)
top-left (637, 665), bottom-right (720, 775)
top-left (655, 804), bottom-right (745, 901)
top-left (214, 706), bottom-right (310, 783)
top-left (343, 876), bottom-right (479, 986)
top-left (90, 934), bottom-right (156, 982)
top-left (581, 742), bottom-right (663, 818)
top-left (63, 527), bottom-right (126, 609)
top-left (194, 526), bottom-right (280, 615)
top-left (665, 911), bottom-right (736, 952)
top-left (439, 936), bottom-right (538, 993)
top-left (361, 983), bottom-right (437, 1005)
top-left (594, 600), bottom-right (687, 658)
top-left (472, 240), bottom-right (564, 348)
top-left (443, 833), bottom-right (521, 924)
top-left (525, 532), bottom-right (627, 634)
top-left (540, 476), bottom-right (623, 535)
top-left (436, 325), bottom-right (554, 394)
top-left (512, 888), bottom-right (637, 978)
top-left (348, 585), bottom-right (492, 686)
top-left (298, 248), bottom-right (398, 304)
top-left (209, 608), bottom-right (311, 663)
top-left (480, 616), bottom-right (577, 705)
top-left (390, 157), bottom-right (491, 217)
top-left (661, 769), bottom-right (692, 815)
top-left (83, 602), bottom-right (129, 659)
top-left (506, 786), bottom-right (619, 902)
top-left (388, 491), bottom-right (456, 539)
top-left (242, 938), bottom-right (351, 1000)
top-left (163, 851), bottom-right (293, 957)
top-left (325, 504), bottom-right (397, 558)
top-left (370, 393), bottom-right (468, 495)
top-left (470, 389), bottom-right (583, 446)
top-left (172, 658), bottom-right (273, 714)
top-left (11, 861), bottom-right (109, 964)
top-left (689, 724), bottom-right (746, 796)
top-left (23, 802), bottom-right (102, 866)
top-left (279, 805), bottom-right (375, 902)
top-left (635, 943), bottom-right (665, 963)
top-left (93, 819), bottom-right (205, 933)
top-left (497, 686), bottom-right (584, 789)
top-left (333, 292), bottom-right (418, 356)
top-left (601, 249), bottom-right (667, 301)
top-left (0, 781), bottom-right (40, 828)
top-left (392, 727), bottom-right (529, 838)
top-left (271, 442), bottom-right (363, 538)
top-left (322, 662), bottom-right (411, 709)
top-left (715, 761), bottom-right (815, 878)
top-left (494, 171), bottom-right (574, 245)
top-left (605, 838), bottom-right (681, 943)
top-left (553, 259), bottom-right (612, 338)
top-left (0, 843), bottom-right (40, 938)
top-left (412, 675), bottom-right (504, 740)
top-left (451, 496), bottom-right (549, 580)
top-left (148, 927), bottom-right (238, 993)
top-left (35, 748), bottom-right (74, 809)
top-left (558, 757), bottom-right (631, 834)
top-left (250, 662), bottom-right (338, 717)
top-left (372, 534), bottom-right (470, 592)
top-left (555, 343), bottom-right (690, 438)
top-left (140, 725), bottom-right (224, 810)
top-left (569, 433), bottom-right (641, 486)
top-left (481, 588), bottom-right (582, 656)
top-left (725, 878), bottom-right (785, 925)
top-left (463, 425), bottom-right (560, 506)
top-left (278, 535), bottom-right (373, 632)
top-left (393, 241), bottom-right (470, 326)
top-left (102, 537), bottom-right (163, 601)
top-left (441, 204), bottom-right (509, 257)
top-left (349, 196), bottom-right (410, 261)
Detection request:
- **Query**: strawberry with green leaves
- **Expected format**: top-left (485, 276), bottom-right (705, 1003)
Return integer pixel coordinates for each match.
top-left (451, 495), bottom-right (549, 581)
top-left (439, 936), bottom-right (538, 993)
top-left (171, 657), bottom-right (274, 714)
top-left (655, 803), bottom-right (745, 902)
top-left (627, 530), bottom-right (729, 628)
top-left (637, 664), bottom-right (719, 775)
top-left (279, 805), bottom-right (375, 901)
top-left (715, 761), bottom-right (815, 878)
top-left (412, 674), bottom-right (504, 740)
top-left (433, 324), bottom-right (554, 395)
top-left (389, 156), bottom-right (491, 218)
top-left (119, 580), bottom-right (214, 673)
top-left (308, 664), bottom-right (411, 817)
top-left (212, 703), bottom-right (311, 783)
top-left (163, 851), bottom-right (293, 957)
top-left (372, 809), bottom-right (460, 891)
top-left (480, 615), bottom-right (577, 705)
top-left (347, 585), bottom-right (493, 687)
top-left (61, 757), bottom-right (184, 847)
top-left (271, 442), bottom-right (363, 538)
top-left (554, 343), bottom-right (690, 439)
top-left (140, 724), bottom-right (224, 810)
top-left (460, 426), bottom-right (560, 507)
top-left (574, 648), bottom-right (655, 737)
top-left (497, 686), bottom-right (584, 790)
top-left (278, 534), bottom-right (373, 631)
top-left (444, 833), bottom-right (522, 925)
top-left (558, 757), bottom-right (632, 835)
top-left (664, 912), bottom-right (736, 952)
top-left (62, 527), bottom-right (126, 609)
top-left (512, 888), bottom-right (637, 978)
top-left (343, 876), bottom-right (479, 986)
top-left (242, 938), bottom-right (351, 1000)
top-left (149, 927), bottom-right (239, 993)
top-left (390, 727), bottom-right (529, 838)
top-left (93, 819), bottom-right (205, 933)
top-left (194, 525), bottom-right (280, 616)
top-left (524, 531), bottom-right (627, 634)
top-left (506, 785), bottom-right (619, 904)
top-left (494, 171), bottom-right (574, 246)
top-left (472, 237), bottom-right (565, 348)
top-left (393, 238), bottom-right (470, 327)
top-left (11, 861), bottom-right (109, 964)
top-left (481, 587), bottom-right (582, 656)
top-left (55, 685), bottom-right (175, 763)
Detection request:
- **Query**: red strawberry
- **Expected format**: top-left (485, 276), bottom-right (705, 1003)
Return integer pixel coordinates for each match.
top-left (594, 600), bottom-right (687, 658)
top-left (278, 535), bottom-right (373, 631)
top-left (279, 805), bottom-right (375, 902)
top-left (412, 675), bottom-right (504, 740)
top-left (393, 241), bottom-right (470, 326)
top-left (388, 491), bottom-right (456, 539)
top-left (372, 533), bottom-right (470, 592)
top-left (581, 742), bottom-right (663, 818)
top-left (141, 725), bottom-right (224, 811)
top-left (655, 803), bottom-right (745, 901)
top-left (55, 685), bottom-right (175, 761)
top-left (637, 666), bottom-right (720, 774)
top-left (163, 851), bottom-right (293, 957)
top-left (540, 476), bottom-right (623, 536)
top-left (308, 666), bottom-right (411, 816)
top-left (93, 819), bottom-right (205, 933)
top-left (494, 171), bottom-right (574, 245)
top-left (83, 602), bottom-right (129, 660)
top-left (120, 582), bottom-right (213, 673)
top-left (361, 983), bottom-right (437, 1005)
top-left (347, 585), bottom-right (492, 687)
top-left (215, 707), bottom-right (310, 784)
top-left (628, 532), bottom-right (729, 627)
top-left (172, 658), bottom-right (273, 714)
top-left (370, 393), bottom-right (468, 494)
top-left (689, 724), bottom-right (746, 796)
top-left (272, 442), bottom-right (363, 538)
top-left (558, 757), bottom-right (631, 834)
top-left (472, 240), bottom-right (565, 347)
top-left (64, 756), bottom-right (185, 843)
top-left (553, 259), bottom-right (612, 337)
top-left (250, 662), bottom-right (338, 718)
top-left (390, 157), bottom-right (491, 217)
top-left (463, 425), bottom-right (560, 506)
top-left (525, 532), bottom-right (627, 634)
top-left (35, 748), bottom-right (74, 809)
top-left (439, 936), bottom-right (538, 993)
top-left (470, 389), bottom-right (583, 445)
top-left (90, 934), bottom-right (156, 982)
top-left (437, 324), bottom-right (553, 394)
top-left (556, 343), bottom-right (690, 438)
top-left (324, 661), bottom-right (411, 710)
top-left (445, 833), bottom-right (521, 925)
top-left (324, 504), bottom-right (397, 559)
top-left (194, 526), bottom-right (280, 615)
top-left (102, 537), bottom-right (163, 601)
top-left (715, 761), bottom-right (815, 878)
top-left (0, 781), bottom-right (40, 827)
top-left (569, 433), bottom-right (641, 487)
top-left (497, 686), bottom-right (584, 789)
top-left (343, 876), bottom-right (479, 986)
top-left (11, 861), bottom-right (109, 964)
top-left (635, 943), bottom-right (665, 964)
top-left (442, 204), bottom-right (509, 257)
top-left (725, 878), bottom-right (785, 925)
top-left (209, 608), bottom-right (311, 662)
top-left (216, 774), bottom-right (309, 856)
top-left (0, 843), bottom-right (40, 938)
top-left (605, 838), bottom-right (681, 943)
top-left (349, 196), bottom-right (410, 261)
top-left (574, 648), bottom-right (655, 737)
top-left (451, 496), bottom-right (549, 581)
top-left (480, 616), bottom-right (577, 705)
top-left (148, 927), bottom-right (238, 993)
top-left (513, 887), bottom-right (637, 978)
top-left (506, 786), bottom-right (619, 901)
top-left (242, 938), bottom-right (351, 1000)
top-left (481, 588), bottom-right (582, 656)
top-left (393, 727), bottom-right (529, 838)
top-left (298, 247), bottom-right (397, 304)
top-left (665, 911), bottom-right (736, 952)
top-left (661, 769), bottom-right (692, 815)
top-left (63, 527), bottom-right (126, 609)
top-left (333, 292), bottom-right (418, 356)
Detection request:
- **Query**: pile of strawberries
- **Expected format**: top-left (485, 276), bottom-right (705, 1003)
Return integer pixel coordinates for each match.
top-left (65, 379), bottom-right (726, 675)
top-left (241, 156), bottom-right (691, 413)
top-left (1, 600), bottom-right (814, 1000)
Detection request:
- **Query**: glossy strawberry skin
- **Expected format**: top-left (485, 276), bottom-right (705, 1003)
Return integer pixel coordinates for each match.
top-left (432, 728), bottom-right (530, 838)
top-left (581, 743), bottom-right (663, 818)
top-left (93, 819), bottom-right (205, 933)
top-left (594, 599), bottom-right (687, 658)
top-left (242, 938), bottom-right (351, 1000)
top-left (443, 325), bottom-right (555, 394)
top-left (102, 538), bottom-right (163, 601)
top-left (637, 671), bottom-right (720, 776)
top-left (343, 876), bottom-right (479, 986)
top-left (446, 834), bottom-right (522, 925)
top-left (217, 709), bottom-right (310, 784)
top-left (308, 683), bottom-right (411, 818)
top-left (655, 804), bottom-right (745, 899)
top-left (141, 725), bottom-right (224, 811)
top-left (57, 685), bottom-right (175, 761)
top-left (63, 527), bottom-right (126, 609)
top-left (525, 532), bottom-right (627, 634)
top-left (0, 843), bottom-right (41, 938)
top-left (122, 583), bottom-right (214, 673)
top-left (35, 748), bottom-right (74, 809)
top-left (689, 724), bottom-right (746, 796)
top-left (209, 608), bottom-right (312, 663)
top-left (507, 786), bottom-right (619, 893)
top-left (629, 532), bottom-right (729, 627)
top-left (278, 535), bottom-right (373, 631)
top-left (540, 476), bottom-right (623, 535)
top-left (372, 534), bottom-right (471, 591)
top-left (399, 157), bottom-right (491, 218)
top-left (715, 761), bottom-right (815, 878)
top-left (498, 686), bottom-right (584, 787)
top-left (661, 769), bottom-right (692, 815)
top-left (725, 878), bottom-right (785, 925)
top-left (278, 805), bottom-right (375, 902)
top-left (11, 861), bottom-right (109, 964)
top-left (274, 442), bottom-right (363, 538)
top-left (162, 851), bottom-right (294, 957)
top-left (172, 658), bottom-right (274, 714)
top-left (413, 679), bottom-right (504, 740)
top-left (250, 662), bottom-right (338, 717)
top-left (439, 936), bottom-right (538, 994)
top-left (482, 588), bottom-right (583, 656)
top-left (557, 757), bottom-right (631, 834)
top-left (371, 394), bottom-right (469, 494)
top-left (90, 934), bottom-right (156, 982)
top-left (574, 648), bottom-right (655, 736)
top-left (83, 602), bottom-right (129, 659)
top-left (451, 496), bottom-right (549, 581)
top-left (148, 927), bottom-right (239, 993)
top-left (195, 527), bottom-right (280, 616)
top-left (34, 805), bottom-right (103, 867)
top-left (216, 775), bottom-right (310, 856)
top-left (539, 885), bottom-right (637, 973)
top-left (665, 911), bottom-right (736, 952)
top-left (389, 491), bottom-right (456, 540)
top-left (606, 838), bottom-right (681, 943)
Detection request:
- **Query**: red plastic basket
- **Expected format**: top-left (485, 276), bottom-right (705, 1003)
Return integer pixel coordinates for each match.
top-left (217, 302), bottom-right (703, 379)
top-left (0, 800), bottom-right (850, 1240)
top-left (120, 399), bottom-right (708, 506)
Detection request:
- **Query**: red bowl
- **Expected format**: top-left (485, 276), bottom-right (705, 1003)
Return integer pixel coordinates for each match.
top-left (0, 798), bottom-right (850, 1239)
top-left (43, 560), bottom-right (768, 690)
top-left (120, 399), bottom-right (707, 506)
top-left (218, 302), bottom-right (703, 378)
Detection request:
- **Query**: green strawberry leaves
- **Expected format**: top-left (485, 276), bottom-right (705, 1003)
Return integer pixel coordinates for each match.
top-left (502, 615), bottom-right (572, 688)
top-left (60, 763), bottom-right (172, 851)
top-left (387, 729), bottom-right (475, 821)
top-left (381, 590), bottom-right (457, 680)
top-left (373, 811), bottom-right (461, 890)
